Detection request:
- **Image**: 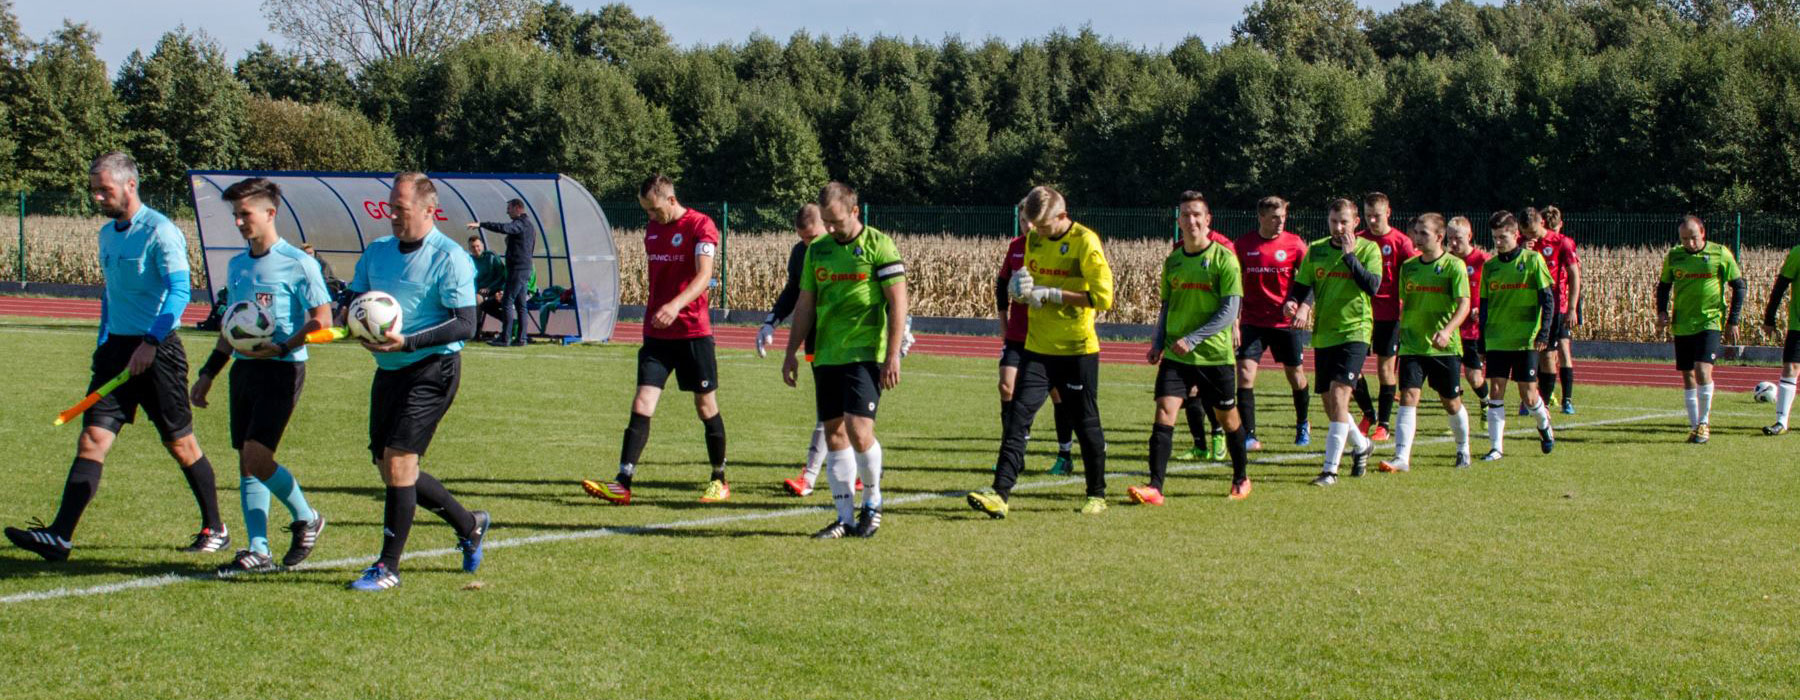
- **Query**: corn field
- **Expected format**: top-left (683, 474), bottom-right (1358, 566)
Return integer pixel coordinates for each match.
top-left (1, 214), bottom-right (205, 287)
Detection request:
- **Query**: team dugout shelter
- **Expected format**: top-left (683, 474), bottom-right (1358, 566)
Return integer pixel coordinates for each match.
top-left (186, 170), bottom-right (620, 343)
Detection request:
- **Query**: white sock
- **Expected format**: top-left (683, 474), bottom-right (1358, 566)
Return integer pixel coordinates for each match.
top-left (1449, 407), bottom-right (1470, 455)
top-left (1684, 388), bottom-right (1699, 429)
top-left (1393, 405), bottom-right (1417, 464)
top-left (1697, 383), bottom-right (1714, 425)
top-left (1486, 401), bottom-right (1505, 453)
top-left (1323, 421), bottom-right (1349, 475)
top-left (801, 422), bottom-right (826, 487)
top-left (1530, 398), bottom-right (1552, 431)
top-left (825, 448), bottom-right (856, 525)
top-left (1779, 378), bottom-right (1796, 425)
top-left (1348, 422), bottom-right (1371, 454)
top-left (854, 441), bottom-right (883, 510)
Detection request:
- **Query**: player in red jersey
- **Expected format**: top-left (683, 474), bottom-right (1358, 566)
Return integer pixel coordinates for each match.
top-left (996, 204), bottom-right (1074, 475)
top-left (1533, 205), bottom-right (1582, 414)
top-left (583, 174), bottom-right (730, 505)
top-left (1234, 195), bottom-right (1313, 449)
top-left (1354, 192), bottom-right (1416, 441)
top-left (1446, 216), bottom-right (1492, 411)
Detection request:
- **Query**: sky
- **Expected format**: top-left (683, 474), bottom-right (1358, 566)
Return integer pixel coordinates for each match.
top-left (18, 0), bottom-right (1426, 74)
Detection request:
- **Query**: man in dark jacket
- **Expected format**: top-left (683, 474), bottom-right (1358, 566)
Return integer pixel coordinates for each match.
top-left (467, 199), bottom-right (536, 346)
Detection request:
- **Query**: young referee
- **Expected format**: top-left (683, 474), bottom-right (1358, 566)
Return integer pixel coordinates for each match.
top-left (191, 178), bottom-right (329, 574)
top-left (6, 152), bottom-right (227, 561)
top-left (345, 172), bottom-right (489, 592)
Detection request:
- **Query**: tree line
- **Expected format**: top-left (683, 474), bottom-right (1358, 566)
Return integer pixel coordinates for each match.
top-left (2, 0), bottom-right (1800, 213)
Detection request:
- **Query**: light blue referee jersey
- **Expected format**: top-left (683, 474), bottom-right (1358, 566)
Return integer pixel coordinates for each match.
top-left (99, 205), bottom-right (189, 337)
top-left (225, 238), bottom-right (331, 362)
top-left (350, 228), bottom-right (477, 371)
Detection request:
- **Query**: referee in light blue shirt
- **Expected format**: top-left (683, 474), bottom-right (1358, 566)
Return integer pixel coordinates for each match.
top-left (344, 172), bottom-right (489, 592)
top-left (6, 152), bottom-right (228, 561)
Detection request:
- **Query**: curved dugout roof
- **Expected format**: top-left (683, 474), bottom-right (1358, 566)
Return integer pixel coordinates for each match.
top-left (187, 170), bottom-right (619, 343)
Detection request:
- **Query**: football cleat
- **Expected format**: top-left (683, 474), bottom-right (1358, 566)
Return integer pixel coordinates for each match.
top-left (1518, 404), bottom-right (1530, 416)
top-left (1079, 497), bottom-right (1108, 515)
top-left (1561, 398), bottom-right (1576, 415)
top-left (1453, 451), bottom-right (1471, 469)
top-left (1310, 472), bottom-right (1337, 487)
top-left (1689, 424), bottom-right (1710, 445)
top-left (782, 477), bottom-right (813, 497)
top-left (282, 513), bottom-right (325, 567)
top-left (1350, 440), bottom-right (1373, 477)
top-left (853, 507), bottom-right (882, 538)
top-left (1047, 454), bottom-right (1075, 476)
top-left (1126, 485), bottom-right (1164, 506)
top-left (182, 526), bottom-right (230, 553)
top-left (458, 510), bottom-right (489, 574)
top-left (1376, 460), bottom-right (1409, 473)
top-left (1228, 479), bottom-right (1252, 500)
top-left (1244, 436), bottom-right (1264, 451)
top-left (5, 525), bottom-right (71, 562)
top-left (699, 479), bottom-right (731, 503)
top-left (582, 479), bottom-right (631, 505)
top-left (1539, 426), bottom-right (1556, 453)
top-left (1209, 432), bottom-right (1227, 460)
top-left (1180, 446), bottom-right (1209, 462)
top-left (1480, 449), bottom-right (1504, 462)
top-left (1358, 415), bottom-right (1373, 435)
top-left (347, 563), bottom-right (399, 591)
top-left (966, 491), bottom-right (1008, 519)
top-left (1765, 423), bottom-right (1789, 436)
top-left (215, 549), bottom-right (276, 576)
top-left (1369, 425), bottom-right (1391, 442)
top-left (1295, 421), bottom-right (1312, 446)
top-left (811, 520), bottom-right (850, 539)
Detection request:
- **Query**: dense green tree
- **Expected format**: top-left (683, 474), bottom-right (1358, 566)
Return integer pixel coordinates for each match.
top-left (115, 29), bottom-right (248, 193)
top-left (240, 96), bottom-right (398, 171)
top-left (1235, 0), bottom-right (1379, 69)
top-left (235, 42), bottom-right (356, 108)
top-left (9, 22), bottom-right (120, 193)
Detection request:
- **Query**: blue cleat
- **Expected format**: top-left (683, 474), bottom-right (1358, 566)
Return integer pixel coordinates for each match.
top-left (1538, 427), bottom-right (1555, 454)
top-left (1561, 398), bottom-right (1575, 415)
top-left (1294, 421), bottom-right (1312, 447)
top-left (459, 510), bottom-right (490, 574)
top-left (347, 563), bottom-right (399, 591)
top-left (1244, 436), bottom-right (1264, 452)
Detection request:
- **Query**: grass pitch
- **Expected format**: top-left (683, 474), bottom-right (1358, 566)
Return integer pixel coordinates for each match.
top-left (0, 317), bottom-right (1796, 699)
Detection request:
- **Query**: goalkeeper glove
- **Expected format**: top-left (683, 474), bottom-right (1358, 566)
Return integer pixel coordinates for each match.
top-left (1025, 286), bottom-right (1063, 308)
top-left (755, 323), bottom-right (776, 358)
top-left (1008, 268), bottom-right (1034, 301)
top-left (900, 315), bottom-right (916, 358)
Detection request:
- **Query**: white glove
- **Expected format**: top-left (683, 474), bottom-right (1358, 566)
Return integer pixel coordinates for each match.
top-left (1025, 286), bottom-right (1062, 308)
top-left (1008, 268), bottom-right (1034, 301)
top-left (900, 315), bottom-right (916, 358)
top-left (755, 323), bottom-right (775, 358)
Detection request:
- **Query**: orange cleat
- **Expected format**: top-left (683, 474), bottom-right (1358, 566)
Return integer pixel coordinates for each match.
top-left (1369, 425), bottom-right (1391, 442)
top-left (1376, 460), bottom-right (1409, 473)
top-left (1228, 479), bottom-right (1252, 500)
top-left (783, 477), bottom-right (813, 497)
top-left (1126, 485), bottom-right (1165, 506)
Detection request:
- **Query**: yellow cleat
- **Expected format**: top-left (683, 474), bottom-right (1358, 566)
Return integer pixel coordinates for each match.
top-left (966, 491), bottom-right (1008, 519)
top-left (1079, 497), bottom-right (1108, 515)
top-left (699, 479), bottom-right (731, 503)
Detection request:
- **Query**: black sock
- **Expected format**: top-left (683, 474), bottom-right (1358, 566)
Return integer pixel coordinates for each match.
top-left (1560, 367), bottom-right (1574, 401)
top-left (414, 471), bottom-right (476, 538)
top-left (1293, 388), bottom-right (1311, 425)
top-left (1148, 423), bottom-right (1173, 490)
top-left (1537, 375), bottom-right (1555, 405)
top-left (1377, 384), bottom-right (1396, 428)
top-left (1237, 388), bottom-right (1257, 437)
top-left (1473, 380), bottom-right (1489, 401)
top-left (181, 455), bottom-right (223, 531)
top-left (378, 485), bottom-right (417, 570)
top-left (1000, 399), bottom-right (1014, 436)
top-left (1225, 425), bottom-right (1248, 483)
top-left (617, 412), bottom-right (651, 488)
top-left (702, 413), bottom-right (726, 482)
top-left (50, 457), bottom-right (103, 540)
top-left (1184, 400), bottom-right (1207, 448)
top-left (1053, 400), bottom-right (1074, 452)
top-left (1353, 378), bottom-right (1375, 418)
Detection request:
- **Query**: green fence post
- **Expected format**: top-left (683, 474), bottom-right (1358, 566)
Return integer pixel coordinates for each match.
top-left (719, 201), bottom-right (729, 311)
top-left (16, 191), bottom-right (24, 285)
top-left (1735, 211), bottom-right (1743, 258)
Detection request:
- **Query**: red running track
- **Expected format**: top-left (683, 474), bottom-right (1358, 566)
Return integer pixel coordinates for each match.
top-left (0, 295), bottom-right (1774, 392)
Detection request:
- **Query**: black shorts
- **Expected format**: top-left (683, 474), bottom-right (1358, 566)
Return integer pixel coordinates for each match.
top-left (1673, 331), bottom-right (1721, 371)
top-left (1485, 349), bottom-right (1539, 382)
top-left (83, 334), bottom-right (194, 441)
top-left (1546, 311), bottom-right (1572, 342)
top-left (1785, 330), bottom-right (1800, 365)
top-left (1400, 355), bottom-right (1463, 398)
top-left (813, 362), bottom-right (882, 422)
top-left (1371, 320), bottom-right (1401, 357)
top-left (637, 336), bottom-right (719, 393)
top-left (1236, 325), bottom-right (1306, 366)
top-left (999, 339), bottom-right (1026, 369)
top-left (369, 353), bottom-right (461, 463)
top-left (1155, 362), bottom-right (1236, 409)
top-left (1460, 338), bottom-right (1484, 371)
top-left (229, 359), bottom-right (305, 451)
top-left (1313, 342), bottom-right (1369, 394)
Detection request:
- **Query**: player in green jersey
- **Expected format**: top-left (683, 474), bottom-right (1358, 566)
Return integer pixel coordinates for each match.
top-left (1478, 211), bottom-right (1556, 461)
top-left (1657, 215), bottom-right (1744, 444)
top-left (1128, 192), bottom-right (1250, 505)
top-left (1760, 240), bottom-right (1800, 435)
top-left (1376, 214), bottom-right (1472, 473)
top-left (1283, 198), bottom-right (1381, 486)
top-left (782, 183), bottom-right (908, 538)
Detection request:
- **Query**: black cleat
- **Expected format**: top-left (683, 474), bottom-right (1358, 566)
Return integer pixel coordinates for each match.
top-left (1310, 472), bottom-right (1338, 487)
top-left (182, 526), bottom-right (230, 553)
top-left (282, 513), bottom-right (325, 567)
top-left (1538, 427), bottom-right (1555, 453)
top-left (215, 549), bottom-right (276, 576)
top-left (5, 524), bottom-right (71, 562)
top-left (853, 507), bottom-right (882, 538)
top-left (458, 510), bottom-right (490, 573)
top-left (811, 520), bottom-right (850, 539)
top-left (1350, 440), bottom-right (1373, 477)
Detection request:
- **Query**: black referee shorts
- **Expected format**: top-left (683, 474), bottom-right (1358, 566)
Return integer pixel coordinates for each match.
top-left (229, 359), bottom-right (305, 451)
top-left (369, 353), bottom-right (461, 463)
top-left (83, 333), bottom-right (193, 441)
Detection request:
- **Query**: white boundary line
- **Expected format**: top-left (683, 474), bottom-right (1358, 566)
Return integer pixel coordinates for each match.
top-left (0, 411), bottom-right (1679, 605)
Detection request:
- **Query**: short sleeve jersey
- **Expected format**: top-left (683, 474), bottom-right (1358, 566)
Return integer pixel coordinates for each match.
top-left (226, 239), bottom-right (331, 362)
top-left (350, 229), bottom-right (477, 370)
top-left (1528, 232), bottom-right (1581, 313)
top-left (1457, 248), bottom-right (1491, 341)
top-left (99, 205), bottom-right (190, 337)
top-left (1480, 249), bottom-right (1552, 351)
top-left (1660, 242), bottom-right (1742, 336)
top-left (1777, 245), bottom-right (1800, 329)
top-left (1298, 237), bottom-right (1383, 348)
top-left (1024, 222), bottom-right (1115, 356)
top-left (1161, 241), bottom-right (1242, 366)
top-left (644, 208), bottom-right (720, 340)
top-left (800, 225), bottom-right (905, 366)
top-left (999, 236), bottom-right (1029, 343)
top-left (1397, 253), bottom-right (1468, 357)
top-left (1206, 230), bottom-right (1235, 253)
top-left (1235, 230), bottom-right (1307, 329)
top-left (1358, 226), bottom-right (1417, 322)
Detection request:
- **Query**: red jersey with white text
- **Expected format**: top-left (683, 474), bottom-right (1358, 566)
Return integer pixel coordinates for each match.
top-left (999, 236), bottom-right (1029, 343)
top-left (1358, 226), bottom-right (1417, 321)
top-left (1234, 229), bottom-right (1308, 328)
top-left (644, 208), bottom-right (719, 340)
top-left (1458, 248), bottom-right (1490, 341)
top-left (1527, 232), bottom-right (1580, 314)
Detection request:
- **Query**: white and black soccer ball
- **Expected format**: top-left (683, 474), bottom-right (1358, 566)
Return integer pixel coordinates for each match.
top-left (347, 292), bottom-right (404, 343)
top-left (1754, 380), bottom-right (1777, 403)
top-left (221, 301), bottom-right (276, 354)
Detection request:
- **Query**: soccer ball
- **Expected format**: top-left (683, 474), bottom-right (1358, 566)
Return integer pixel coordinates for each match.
top-left (347, 292), bottom-right (404, 343)
top-left (221, 301), bottom-right (275, 354)
top-left (1754, 381), bottom-right (1777, 403)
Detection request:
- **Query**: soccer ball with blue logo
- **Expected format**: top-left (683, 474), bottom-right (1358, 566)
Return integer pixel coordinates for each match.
top-left (347, 292), bottom-right (405, 343)
top-left (221, 301), bottom-right (276, 353)
top-left (1754, 381), bottom-right (1776, 403)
